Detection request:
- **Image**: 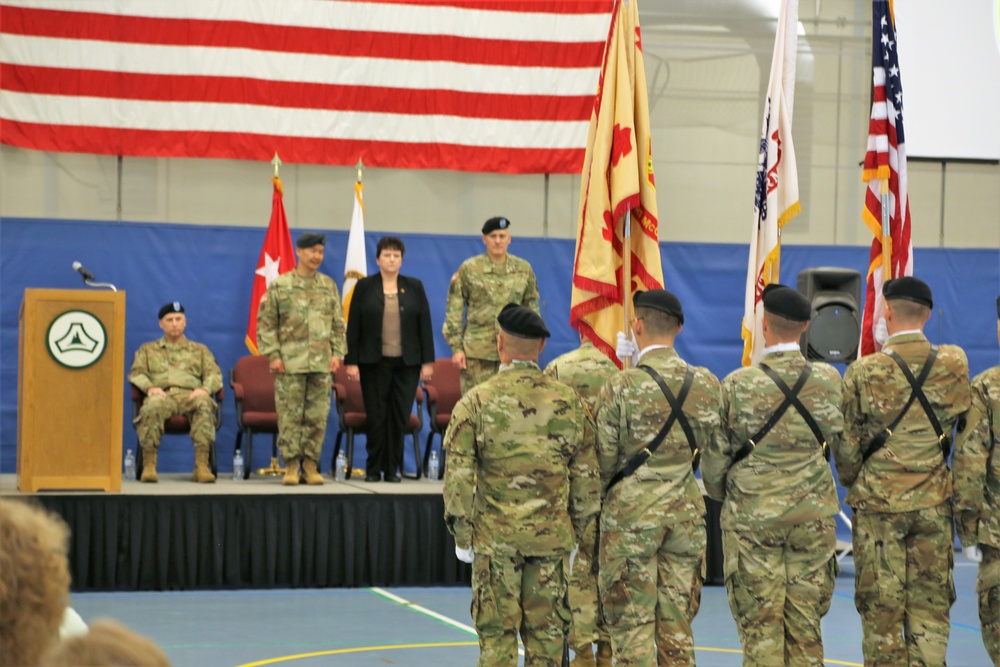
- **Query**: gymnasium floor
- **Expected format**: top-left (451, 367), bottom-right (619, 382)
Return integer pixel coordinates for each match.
top-left (67, 557), bottom-right (991, 666)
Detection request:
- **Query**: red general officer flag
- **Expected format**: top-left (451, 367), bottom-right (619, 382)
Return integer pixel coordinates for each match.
top-left (246, 176), bottom-right (296, 354)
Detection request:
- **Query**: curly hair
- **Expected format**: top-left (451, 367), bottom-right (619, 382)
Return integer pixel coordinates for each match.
top-left (0, 499), bottom-right (71, 666)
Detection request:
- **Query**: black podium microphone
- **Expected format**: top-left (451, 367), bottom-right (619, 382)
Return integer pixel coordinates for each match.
top-left (72, 261), bottom-right (96, 281)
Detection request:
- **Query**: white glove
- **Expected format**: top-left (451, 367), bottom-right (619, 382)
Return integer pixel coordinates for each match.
top-left (455, 545), bottom-right (474, 563)
top-left (569, 544), bottom-right (579, 575)
top-left (964, 545), bottom-right (983, 563)
top-left (616, 331), bottom-right (639, 366)
top-left (874, 318), bottom-right (889, 346)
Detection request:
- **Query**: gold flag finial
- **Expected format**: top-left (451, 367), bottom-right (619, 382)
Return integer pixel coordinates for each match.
top-left (355, 158), bottom-right (364, 184)
top-left (272, 152), bottom-right (282, 178)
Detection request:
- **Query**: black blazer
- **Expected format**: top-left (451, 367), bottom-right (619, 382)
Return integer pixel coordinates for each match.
top-left (344, 273), bottom-right (435, 367)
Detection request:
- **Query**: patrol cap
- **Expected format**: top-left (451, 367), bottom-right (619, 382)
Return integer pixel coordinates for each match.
top-left (296, 232), bottom-right (326, 248)
top-left (497, 303), bottom-right (550, 339)
top-left (632, 289), bottom-right (684, 325)
top-left (481, 217), bottom-right (510, 235)
top-left (158, 302), bottom-right (184, 320)
top-left (883, 276), bottom-right (933, 309)
top-left (761, 283), bottom-right (811, 322)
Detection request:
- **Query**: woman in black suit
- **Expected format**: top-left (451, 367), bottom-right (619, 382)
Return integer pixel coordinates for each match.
top-left (345, 236), bottom-right (435, 482)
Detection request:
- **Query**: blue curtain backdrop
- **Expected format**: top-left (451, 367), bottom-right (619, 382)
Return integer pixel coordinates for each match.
top-left (3, 217), bottom-right (998, 539)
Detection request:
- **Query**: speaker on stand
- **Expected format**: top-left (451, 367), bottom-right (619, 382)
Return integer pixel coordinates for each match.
top-left (796, 267), bottom-right (862, 364)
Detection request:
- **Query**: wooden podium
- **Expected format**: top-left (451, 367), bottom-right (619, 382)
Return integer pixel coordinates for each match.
top-left (18, 289), bottom-right (126, 492)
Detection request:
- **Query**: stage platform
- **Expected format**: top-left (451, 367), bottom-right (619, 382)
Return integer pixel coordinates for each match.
top-left (0, 474), bottom-right (725, 592)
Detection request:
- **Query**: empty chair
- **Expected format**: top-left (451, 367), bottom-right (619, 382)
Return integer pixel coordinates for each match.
top-left (422, 358), bottom-right (462, 478)
top-left (229, 354), bottom-right (279, 480)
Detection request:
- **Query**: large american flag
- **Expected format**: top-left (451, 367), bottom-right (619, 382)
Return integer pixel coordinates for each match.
top-left (0, 0), bottom-right (611, 174)
top-left (859, 0), bottom-right (913, 356)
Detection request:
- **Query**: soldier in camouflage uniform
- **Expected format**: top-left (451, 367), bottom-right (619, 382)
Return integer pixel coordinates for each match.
top-left (952, 296), bottom-right (1000, 664)
top-left (444, 304), bottom-right (600, 667)
top-left (128, 302), bottom-right (223, 483)
top-left (544, 333), bottom-right (618, 667)
top-left (257, 232), bottom-right (346, 486)
top-left (443, 216), bottom-right (540, 396)
top-left (702, 285), bottom-right (843, 666)
top-left (838, 277), bottom-right (971, 666)
top-left (594, 289), bottom-right (721, 667)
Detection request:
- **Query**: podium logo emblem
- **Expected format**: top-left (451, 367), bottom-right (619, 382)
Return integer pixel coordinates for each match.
top-left (46, 310), bottom-right (107, 369)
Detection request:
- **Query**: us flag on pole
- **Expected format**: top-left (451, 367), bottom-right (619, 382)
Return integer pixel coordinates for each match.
top-left (0, 0), bottom-right (610, 174)
top-left (859, 0), bottom-right (913, 357)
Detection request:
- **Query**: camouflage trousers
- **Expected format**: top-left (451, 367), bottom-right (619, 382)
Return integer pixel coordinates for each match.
top-left (853, 505), bottom-right (955, 666)
top-left (722, 516), bottom-right (838, 666)
top-left (977, 544), bottom-right (1000, 665)
top-left (599, 517), bottom-right (706, 667)
top-left (471, 551), bottom-right (571, 667)
top-left (569, 523), bottom-right (610, 648)
top-left (134, 388), bottom-right (215, 450)
top-left (461, 358), bottom-right (500, 396)
top-left (274, 372), bottom-right (332, 462)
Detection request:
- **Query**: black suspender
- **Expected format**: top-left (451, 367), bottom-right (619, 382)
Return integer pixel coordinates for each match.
top-left (606, 365), bottom-right (696, 491)
top-left (732, 363), bottom-right (826, 465)
top-left (862, 346), bottom-right (946, 462)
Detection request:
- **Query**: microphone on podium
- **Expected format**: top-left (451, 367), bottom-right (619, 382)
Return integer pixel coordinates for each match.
top-left (72, 261), bottom-right (96, 281)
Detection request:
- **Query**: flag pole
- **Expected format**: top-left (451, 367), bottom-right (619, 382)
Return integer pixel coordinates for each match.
top-left (880, 178), bottom-right (891, 281)
top-left (622, 209), bottom-right (632, 369)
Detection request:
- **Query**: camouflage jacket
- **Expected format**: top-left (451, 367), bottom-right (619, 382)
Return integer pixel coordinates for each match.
top-left (257, 271), bottom-right (347, 373)
top-left (543, 339), bottom-right (618, 412)
top-left (442, 253), bottom-right (539, 361)
top-left (442, 361), bottom-right (600, 556)
top-left (953, 364), bottom-right (1000, 547)
top-left (839, 332), bottom-right (971, 513)
top-left (594, 347), bottom-right (721, 533)
top-left (702, 350), bottom-right (842, 530)
top-left (128, 336), bottom-right (223, 395)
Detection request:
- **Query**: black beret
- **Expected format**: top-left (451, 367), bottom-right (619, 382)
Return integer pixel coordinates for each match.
top-left (481, 217), bottom-right (511, 235)
top-left (497, 303), bottom-right (550, 339)
top-left (633, 289), bottom-right (684, 325)
top-left (158, 302), bottom-right (184, 320)
top-left (762, 284), bottom-right (812, 322)
top-left (296, 232), bottom-right (327, 248)
top-left (883, 276), bottom-right (933, 309)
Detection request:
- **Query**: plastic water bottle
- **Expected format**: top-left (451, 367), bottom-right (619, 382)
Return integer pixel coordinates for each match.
top-left (232, 449), bottom-right (244, 481)
top-left (427, 449), bottom-right (440, 481)
top-left (334, 450), bottom-right (347, 481)
top-left (123, 449), bottom-right (136, 481)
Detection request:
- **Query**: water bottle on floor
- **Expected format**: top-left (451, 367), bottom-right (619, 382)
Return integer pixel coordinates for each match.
top-left (427, 449), bottom-right (439, 481)
top-left (232, 449), bottom-right (244, 481)
top-left (335, 450), bottom-right (347, 481)
top-left (123, 449), bottom-right (136, 481)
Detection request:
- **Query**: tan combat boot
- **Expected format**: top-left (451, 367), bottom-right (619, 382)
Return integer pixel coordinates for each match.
top-left (282, 457), bottom-right (300, 486)
top-left (595, 641), bottom-right (613, 667)
top-left (571, 644), bottom-right (596, 667)
top-left (193, 448), bottom-right (216, 483)
top-left (301, 458), bottom-right (324, 485)
top-left (140, 448), bottom-right (158, 483)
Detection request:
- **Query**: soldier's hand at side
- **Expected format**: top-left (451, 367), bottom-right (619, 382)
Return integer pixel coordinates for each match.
top-left (330, 357), bottom-right (342, 373)
top-left (452, 351), bottom-right (467, 370)
top-left (455, 545), bottom-right (474, 563)
top-left (269, 358), bottom-right (285, 374)
top-left (964, 545), bottom-right (983, 563)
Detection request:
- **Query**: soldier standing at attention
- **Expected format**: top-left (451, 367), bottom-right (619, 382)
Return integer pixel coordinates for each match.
top-left (702, 284), bottom-right (843, 666)
top-left (544, 332), bottom-right (618, 667)
top-left (952, 296), bottom-right (1000, 663)
top-left (129, 302), bottom-right (223, 483)
top-left (444, 304), bottom-right (600, 667)
top-left (257, 232), bottom-right (346, 487)
top-left (595, 289), bottom-right (721, 667)
top-left (443, 216), bottom-right (540, 396)
top-left (838, 276), bottom-right (971, 666)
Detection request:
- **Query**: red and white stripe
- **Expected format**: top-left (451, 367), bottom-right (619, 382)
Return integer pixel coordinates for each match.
top-left (0, 0), bottom-right (611, 173)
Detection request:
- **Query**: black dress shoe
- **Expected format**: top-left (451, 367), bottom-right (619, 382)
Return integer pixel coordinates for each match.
top-left (365, 472), bottom-right (381, 482)
top-left (385, 474), bottom-right (402, 483)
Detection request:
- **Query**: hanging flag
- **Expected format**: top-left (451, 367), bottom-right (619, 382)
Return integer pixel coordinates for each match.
top-left (570, 0), bottom-right (662, 368)
top-left (246, 176), bottom-right (296, 354)
top-left (741, 0), bottom-right (802, 366)
top-left (342, 180), bottom-right (367, 323)
top-left (0, 0), bottom-right (611, 174)
top-left (859, 0), bottom-right (913, 357)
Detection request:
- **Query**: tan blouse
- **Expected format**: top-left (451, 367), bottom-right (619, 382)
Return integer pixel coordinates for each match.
top-left (382, 292), bottom-right (402, 357)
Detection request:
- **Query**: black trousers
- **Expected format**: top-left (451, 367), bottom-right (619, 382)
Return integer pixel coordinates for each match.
top-left (359, 357), bottom-right (420, 476)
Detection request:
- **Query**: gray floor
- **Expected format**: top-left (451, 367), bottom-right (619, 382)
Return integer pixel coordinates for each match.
top-left (67, 557), bottom-right (991, 667)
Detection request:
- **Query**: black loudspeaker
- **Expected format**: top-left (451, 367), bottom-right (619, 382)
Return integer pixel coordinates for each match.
top-left (796, 267), bottom-right (862, 363)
